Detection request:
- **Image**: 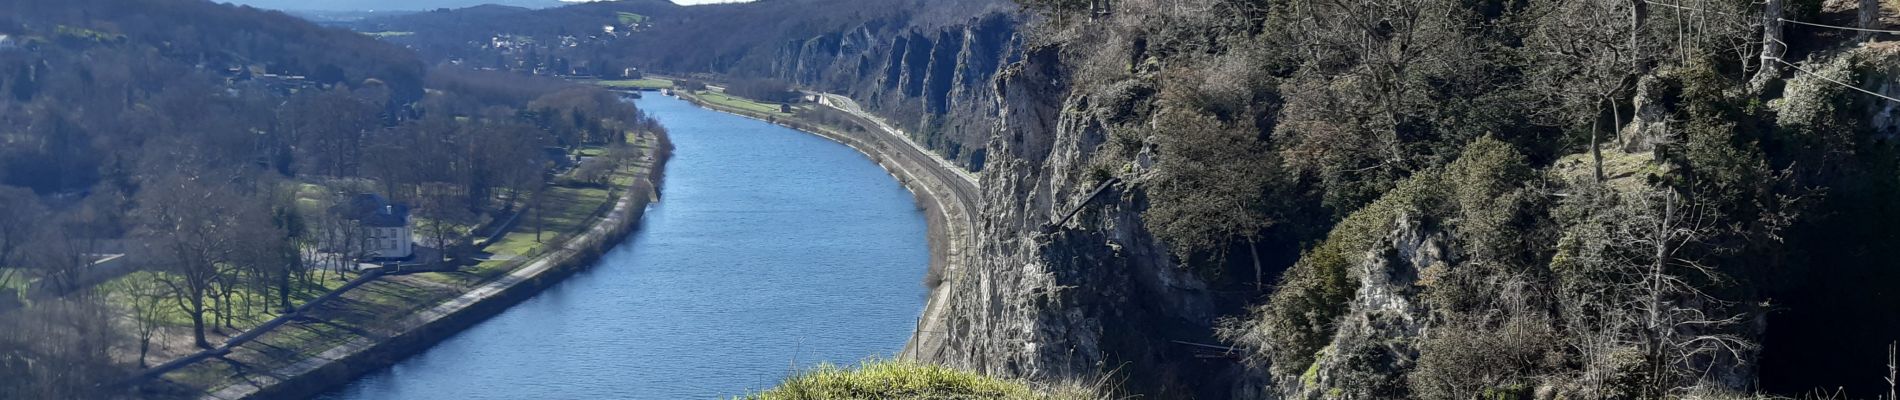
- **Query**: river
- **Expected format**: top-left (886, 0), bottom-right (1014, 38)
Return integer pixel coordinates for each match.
top-left (317, 94), bottom-right (930, 399)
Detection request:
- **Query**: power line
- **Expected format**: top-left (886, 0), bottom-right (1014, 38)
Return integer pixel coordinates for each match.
top-left (1779, 17), bottom-right (1900, 34)
top-left (1618, 0), bottom-right (1900, 103)
top-left (1765, 56), bottom-right (1900, 104)
top-left (1643, 0), bottom-right (1900, 36)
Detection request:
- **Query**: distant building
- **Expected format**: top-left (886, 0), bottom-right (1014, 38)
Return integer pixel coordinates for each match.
top-left (334, 194), bottom-right (414, 260)
top-left (0, 34), bottom-right (16, 49)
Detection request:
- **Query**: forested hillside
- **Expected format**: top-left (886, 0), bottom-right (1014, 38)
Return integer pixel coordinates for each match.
top-left (0, 0), bottom-right (657, 397)
top-left (936, 0), bottom-right (1900, 398)
top-left (13, 0), bottom-right (1893, 398)
top-left (357, 0), bottom-right (1900, 397)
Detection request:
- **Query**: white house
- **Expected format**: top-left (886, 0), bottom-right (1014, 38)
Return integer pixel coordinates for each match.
top-left (335, 194), bottom-right (414, 261)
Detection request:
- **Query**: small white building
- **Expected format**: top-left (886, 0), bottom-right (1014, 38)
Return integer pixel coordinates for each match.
top-left (336, 194), bottom-right (414, 261)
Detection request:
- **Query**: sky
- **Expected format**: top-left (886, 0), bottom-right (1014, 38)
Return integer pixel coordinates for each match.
top-left (220, 0), bottom-right (751, 12)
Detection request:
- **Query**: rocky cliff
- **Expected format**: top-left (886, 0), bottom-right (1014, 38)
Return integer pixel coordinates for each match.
top-left (887, 3), bottom-right (1900, 399)
top-left (765, 12), bottom-right (1019, 172)
top-left (919, 40), bottom-right (1257, 396)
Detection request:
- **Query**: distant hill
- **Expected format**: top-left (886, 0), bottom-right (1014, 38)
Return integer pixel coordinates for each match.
top-left (218, 0), bottom-right (567, 11)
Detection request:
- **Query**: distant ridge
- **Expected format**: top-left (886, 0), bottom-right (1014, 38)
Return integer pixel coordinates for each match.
top-left (218, 0), bottom-right (566, 12)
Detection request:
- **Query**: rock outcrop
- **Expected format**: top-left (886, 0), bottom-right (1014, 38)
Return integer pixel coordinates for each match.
top-left (917, 43), bottom-right (1241, 398)
top-left (767, 13), bottom-right (1019, 172)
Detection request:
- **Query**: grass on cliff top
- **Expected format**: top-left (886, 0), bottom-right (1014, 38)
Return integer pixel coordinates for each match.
top-left (740, 361), bottom-right (1099, 400)
top-left (1551, 145), bottom-right (1662, 193)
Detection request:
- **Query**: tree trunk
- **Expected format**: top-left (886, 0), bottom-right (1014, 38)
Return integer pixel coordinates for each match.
top-left (1887, 342), bottom-right (1896, 400)
top-left (1630, 0), bottom-right (1649, 69)
top-left (1249, 237), bottom-right (1264, 291)
top-left (1593, 104), bottom-right (1606, 183)
top-left (1612, 96), bottom-right (1625, 147)
top-left (535, 193), bottom-right (546, 243)
top-left (1754, 0), bottom-right (1786, 88)
top-left (1644, 191), bottom-right (1677, 395)
top-left (190, 298), bottom-right (210, 349)
top-left (1861, 0), bottom-right (1881, 42)
top-left (222, 284), bottom-right (237, 330)
top-left (279, 261), bottom-right (294, 313)
top-left (138, 337), bottom-right (151, 368)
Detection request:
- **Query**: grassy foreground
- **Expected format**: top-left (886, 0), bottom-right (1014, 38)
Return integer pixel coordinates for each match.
top-left (740, 361), bottom-right (1097, 400)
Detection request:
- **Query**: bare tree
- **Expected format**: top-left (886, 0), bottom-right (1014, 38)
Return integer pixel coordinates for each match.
top-left (109, 275), bottom-right (168, 367)
top-left (0, 186), bottom-right (41, 293)
top-left (416, 182), bottom-right (476, 265)
top-left (22, 216), bottom-right (98, 296)
top-left (1528, 0), bottom-right (1653, 182)
top-left (0, 298), bottom-right (123, 399)
top-left (1554, 184), bottom-right (1757, 397)
top-left (1888, 342), bottom-right (1897, 400)
top-left (134, 172), bottom-right (263, 349)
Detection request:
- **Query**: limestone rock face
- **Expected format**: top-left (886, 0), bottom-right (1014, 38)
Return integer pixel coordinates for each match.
top-left (761, 15), bottom-right (1240, 396)
top-left (1283, 215), bottom-right (1446, 400)
top-left (766, 13), bottom-right (1020, 171)
top-left (922, 44), bottom-right (1238, 399)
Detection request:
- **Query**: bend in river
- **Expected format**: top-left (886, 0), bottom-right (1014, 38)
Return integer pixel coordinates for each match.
top-left (318, 94), bottom-right (930, 400)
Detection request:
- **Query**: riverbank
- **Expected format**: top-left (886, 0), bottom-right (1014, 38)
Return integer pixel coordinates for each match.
top-left (667, 87), bottom-right (976, 361)
top-left (136, 132), bottom-right (672, 400)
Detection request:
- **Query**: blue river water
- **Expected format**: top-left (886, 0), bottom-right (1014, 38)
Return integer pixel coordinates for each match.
top-left (317, 94), bottom-right (929, 399)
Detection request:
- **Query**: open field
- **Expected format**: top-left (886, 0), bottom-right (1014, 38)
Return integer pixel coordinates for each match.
top-left (596, 78), bottom-right (674, 90)
top-left (1, 267), bottom-right (29, 296)
top-left (616, 12), bottom-right (648, 25)
top-left (687, 90), bottom-right (794, 116)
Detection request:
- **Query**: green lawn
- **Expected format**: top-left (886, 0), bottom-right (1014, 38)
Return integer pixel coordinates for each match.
top-left (0, 267), bottom-right (30, 296)
top-left (696, 91), bottom-right (791, 116)
top-left (467, 134), bottom-right (656, 278)
top-left (159, 130), bottom-right (664, 396)
top-left (293, 182), bottom-right (331, 215)
top-left (597, 78), bottom-right (674, 90)
top-left (99, 269), bottom-right (346, 331)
